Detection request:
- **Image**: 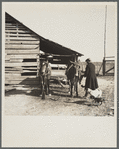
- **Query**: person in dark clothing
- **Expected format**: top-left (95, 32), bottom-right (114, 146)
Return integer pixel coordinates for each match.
top-left (84, 58), bottom-right (98, 97)
top-left (69, 59), bottom-right (83, 97)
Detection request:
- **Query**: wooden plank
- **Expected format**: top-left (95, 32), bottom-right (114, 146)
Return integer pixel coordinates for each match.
top-left (6, 27), bottom-right (17, 30)
top-left (5, 67), bottom-right (39, 70)
top-left (5, 21), bottom-right (16, 24)
top-left (5, 76), bottom-right (39, 81)
top-left (5, 54), bottom-right (37, 59)
top-left (5, 74), bottom-right (36, 78)
top-left (7, 59), bottom-right (23, 62)
top-left (5, 25), bottom-right (17, 28)
top-left (5, 36), bottom-right (39, 40)
top-left (5, 67), bottom-right (22, 71)
top-left (5, 71), bottom-right (21, 74)
top-left (22, 67), bottom-right (38, 70)
top-left (5, 85), bottom-right (16, 92)
top-left (5, 40), bottom-right (40, 44)
top-left (5, 30), bottom-right (33, 34)
top-left (5, 70), bottom-right (37, 74)
top-left (5, 45), bottom-right (39, 49)
top-left (5, 24), bottom-right (24, 28)
top-left (5, 80), bottom-right (39, 85)
top-left (5, 50), bottom-right (40, 54)
top-left (5, 62), bottom-right (38, 67)
top-left (5, 23), bottom-right (17, 25)
top-left (5, 33), bottom-right (38, 37)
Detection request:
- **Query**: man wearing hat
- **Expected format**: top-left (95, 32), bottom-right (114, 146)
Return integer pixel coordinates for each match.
top-left (69, 59), bottom-right (83, 97)
top-left (83, 58), bottom-right (98, 98)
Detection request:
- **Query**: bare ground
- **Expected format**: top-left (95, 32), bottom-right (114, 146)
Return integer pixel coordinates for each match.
top-left (4, 76), bottom-right (114, 116)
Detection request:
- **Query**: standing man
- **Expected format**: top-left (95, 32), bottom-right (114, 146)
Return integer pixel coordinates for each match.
top-left (45, 58), bottom-right (52, 95)
top-left (70, 58), bottom-right (83, 97)
top-left (39, 58), bottom-right (52, 96)
top-left (83, 58), bottom-right (98, 98)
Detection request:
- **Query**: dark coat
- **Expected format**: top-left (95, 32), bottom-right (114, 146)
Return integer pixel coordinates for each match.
top-left (66, 64), bottom-right (76, 81)
top-left (84, 62), bottom-right (98, 90)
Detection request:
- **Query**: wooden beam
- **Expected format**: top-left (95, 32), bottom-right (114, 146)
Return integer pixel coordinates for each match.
top-left (5, 67), bottom-right (22, 71)
top-left (5, 62), bottom-right (38, 67)
top-left (5, 50), bottom-right (40, 54)
top-left (103, 59), bottom-right (106, 76)
top-left (5, 30), bottom-right (34, 34)
top-left (5, 36), bottom-right (39, 41)
top-left (5, 54), bottom-right (37, 59)
top-left (5, 23), bottom-right (17, 25)
top-left (105, 66), bottom-right (114, 73)
top-left (5, 69), bottom-right (37, 73)
top-left (5, 80), bottom-right (39, 85)
top-left (5, 74), bottom-right (37, 78)
top-left (5, 76), bottom-right (39, 81)
top-left (5, 45), bottom-right (39, 49)
top-left (5, 67), bottom-right (38, 70)
top-left (5, 33), bottom-right (38, 37)
top-left (5, 40), bottom-right (39, 45)
top-left (5, 71), bottom-right (21, 74)
top-left (6, 24), bottom-right (24, 27)
top-left (5, 25), bottom-right (17, 28)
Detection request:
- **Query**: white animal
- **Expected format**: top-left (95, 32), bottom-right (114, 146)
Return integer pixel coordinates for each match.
top-left (88, 88), bottom-right (102, 98)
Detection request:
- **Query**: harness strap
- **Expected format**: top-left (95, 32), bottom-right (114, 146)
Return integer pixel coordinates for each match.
top-left (67, 64), bottom-right (73, 72)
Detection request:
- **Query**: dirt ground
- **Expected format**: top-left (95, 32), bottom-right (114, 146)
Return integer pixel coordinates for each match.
top-left (4, 75), bottom-right (114, 116)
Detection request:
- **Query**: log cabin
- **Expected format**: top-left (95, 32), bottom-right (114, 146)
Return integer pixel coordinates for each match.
top-left (5, 12), bottom-right (83, 88)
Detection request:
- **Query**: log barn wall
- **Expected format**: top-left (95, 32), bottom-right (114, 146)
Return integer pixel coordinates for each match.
top-left (5, 13), bottom-right (40, 86)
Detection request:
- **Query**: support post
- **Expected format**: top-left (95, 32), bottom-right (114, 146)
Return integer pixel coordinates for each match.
top-left (103, 58), bottom-right (106, 76)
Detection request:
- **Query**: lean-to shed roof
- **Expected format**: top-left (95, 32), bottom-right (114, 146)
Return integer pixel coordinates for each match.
top-left (6, 12), bottom-right (83, 57)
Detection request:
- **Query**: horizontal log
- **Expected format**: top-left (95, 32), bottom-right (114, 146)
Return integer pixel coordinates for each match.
top-left (5, 36), bottom-right (39, 41)
top-left (5, 67), bottom-right (22, 71)
top-left (5, 80), bottom-right (39, 85)
top-left (5, 40), bottom-right (40, 45)
top-left (5, 74), bottom-right (36, 78)
top-left (5, 70), bottom-right (37, 73)
top-left (22, 67), bottom-right (38, 69)
top-left (5, 33), bottom-right (38, 37)
top-left (8, 60), bottom-right (23, 63)
top-left (5, 66), bottom-right (38, 70)
top-left (6, 28), bottom-right (17, 31)
top-left (5, 73), bottom-right (21, 76)
top-left (5, 76), bottom-right (39, 81)
top-left (6, 24), bottom-right (24, 27)
top-left (5, 23), bottom-right (17, 25)
top-left (5, 25), bottom-right (17, 28)
top-left (5, 54), bottom-right (38, 59)
top-left (5, 78), bottom-right (39, 81)
top-left (5, 71), bottom-right (21, 74)
top-left (12, 68), bottom-right (39, 71)
top-left (5, 45), bottom-right (39, 49)
top-left (5, 29), bottom-right (33, 34)
top-left (5, 57), bottom-right (10, 60)
top-left (5, 21), bottom-right (16, 24)
top-left (5, 25), bottom-right (26, 29)
top-left (5, 50), bottom-right (40, 54)
top-left (5, 62), bottom-right (38, 67)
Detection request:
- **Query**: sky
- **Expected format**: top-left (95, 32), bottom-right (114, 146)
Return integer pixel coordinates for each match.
top-left (3, 2), bottom-right (117, 62)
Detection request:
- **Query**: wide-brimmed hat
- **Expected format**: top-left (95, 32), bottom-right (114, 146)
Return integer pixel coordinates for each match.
top-left (70, 60), bottom-right (81, 66)
top-left (85, 58), bottom-right (91, 62)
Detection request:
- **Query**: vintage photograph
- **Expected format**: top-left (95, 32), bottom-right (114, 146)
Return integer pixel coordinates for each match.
top-left (3, 2), bottom-right (116, 116)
